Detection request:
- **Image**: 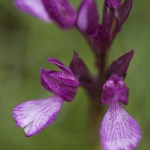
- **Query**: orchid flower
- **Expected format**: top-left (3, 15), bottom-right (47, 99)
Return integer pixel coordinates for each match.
top-left (100, 74), bottom-right (141, 150)
top-left (13, 55), bottom-right (79, 137)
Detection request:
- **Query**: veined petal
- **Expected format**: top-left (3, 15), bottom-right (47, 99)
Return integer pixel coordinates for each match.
top-left (100, 102), bottom-right (141, 150)
top-left (41, 69), bottom-right (78, 101)
top-left (13, 96), bottom-right (63, 137)
top-left (40, 56), bottom-right (79, 101)
top-left (14, 0), bottom-right (51, 22)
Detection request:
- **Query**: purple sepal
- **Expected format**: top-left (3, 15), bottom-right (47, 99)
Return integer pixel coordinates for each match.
top-left (116, 0), bottom-right (133, 33)
top-left (13, 96), bottom-right (63, 137)
top-left (106, 50), bottom-right (134, 79)
top-left (41, 57), bottom-right (79, 101)
top-left (107, 0), bottom-right (121, 9)
top-left (69, 52), bottom-right (93, 87)
top-left (42, 0), bottom-right (76, 29)
top-left (99, 1), bottom-right (114, 53)
top-left (102, 74), bottom-right (128, 105)
top-left (100, 102), bottom-right (141, 150)
top-left (14, 0), bottom-right (51, 22)
top-left (76, 0), bottom-right (99, 36)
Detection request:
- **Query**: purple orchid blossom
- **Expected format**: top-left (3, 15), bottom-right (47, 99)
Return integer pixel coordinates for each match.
top-left (13, 56), bottom-right (79, 137)
top-left (13, 0), bottom-right (142, 149)
top-left (100, 74), bottom-right (141, 150)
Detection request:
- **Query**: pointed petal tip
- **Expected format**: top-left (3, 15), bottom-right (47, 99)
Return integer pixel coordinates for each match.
top-left (126, 49), bottom-right (134, 58)
top-left (102, 74), bottom-right (128, 105)
top-left (73, 51), bottom-right (79, 57)
top-left (47, 57), bottom-right (74, 76)
top-left (40, 67), bottom-right (45, 73)
top-left (71, 52), bottom-right (79, 61)
top-left (106, 50), bottom-right (134, 79)
top-left (47, 57), bottom-right (63, 65)
top-left (47, 57), bottom-right (57, 63)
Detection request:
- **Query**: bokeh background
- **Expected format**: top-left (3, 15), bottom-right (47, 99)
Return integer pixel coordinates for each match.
top-left (0, 0), bottom-right (150, 150)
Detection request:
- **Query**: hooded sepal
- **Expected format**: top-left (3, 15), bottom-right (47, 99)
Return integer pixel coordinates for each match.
top-left (41, 57), bottom-right (79, 101)
top-left (116, 0), bottom-right (133, 33)
top-left (69, 52), bottom-right (93, 87)
top-left (102, 74), bottom-right (129, 105)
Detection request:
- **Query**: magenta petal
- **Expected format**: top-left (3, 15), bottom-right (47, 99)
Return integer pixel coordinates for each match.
top-left (106, 50), bottom-right (134, 79)
top-left (42, 0), bottom-right (76, 28)
top-left (47, 58), bottom-right (73, 76)
top-left (13, 96), bottom-right (63, 137)
top-left (14, 0), bottom-right (51, 22)
top-left (100, 103), bottom-right (141, 150)
top-left (40, 57), bottom-right (79, 101)
top-left (102, 74), bottom-right (129, 105)
top-left (77, 0), bottom-right (99, 36)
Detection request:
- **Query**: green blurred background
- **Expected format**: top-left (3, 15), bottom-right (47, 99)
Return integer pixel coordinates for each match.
top-left (0, 0), bottom-right (150, 150)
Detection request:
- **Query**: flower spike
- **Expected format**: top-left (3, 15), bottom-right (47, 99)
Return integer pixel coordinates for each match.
top-left (100, 74), bottom-right (142, 150)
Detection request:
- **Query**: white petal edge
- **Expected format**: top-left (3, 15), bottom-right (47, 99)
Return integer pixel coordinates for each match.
top-left (14, 0), bottom-right (51, 22)
top-left (100, 102), bottom-right (141, 150)
top-left (13, 96), bottom-right (63, 136)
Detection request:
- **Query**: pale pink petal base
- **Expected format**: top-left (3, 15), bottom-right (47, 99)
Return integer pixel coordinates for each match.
top-left (13, 96), bottom-right (63, 137)
top-left (14, 0), bottom-right (51, 22)
top-left (100, 102), bottom-right (141, 150)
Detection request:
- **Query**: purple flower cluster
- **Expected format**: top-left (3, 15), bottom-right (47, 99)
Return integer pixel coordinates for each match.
top-left (13, 56), bottom-right (79, 137)
top-left (13, 0), bottom-right (141, 150)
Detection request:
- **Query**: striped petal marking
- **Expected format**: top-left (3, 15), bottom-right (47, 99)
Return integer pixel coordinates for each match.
top-left (100, 102), bottom-right (141, 150)
top-left (13, 96), bottom-right (63, 137)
